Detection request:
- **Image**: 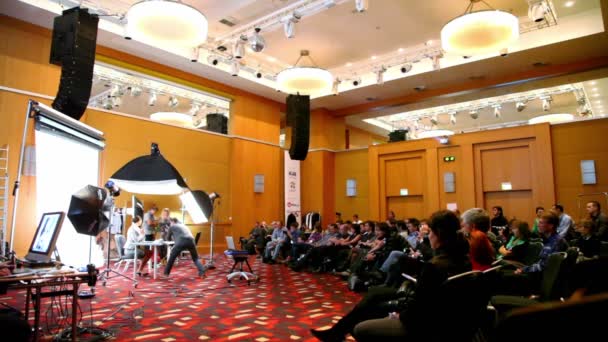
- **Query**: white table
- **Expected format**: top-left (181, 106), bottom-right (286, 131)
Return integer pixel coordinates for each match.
top-left (132, 240), bottom-right (175, 280)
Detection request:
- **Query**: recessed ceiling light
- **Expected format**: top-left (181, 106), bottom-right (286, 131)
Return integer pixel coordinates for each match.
top-left (589, 81), bottom-right (597, 85)
top-left (371, 55), bottom-right (377, 60)
top-left (267, 56), bottom-right (276, 62)
top-left (426, 40), bottom-right (433, 46)
top-left (564, 1), bottom-right (575, 8)
top-left (398, 48), bottom-right (404, 53)
top-left (345, 62), bottom-right (353, 67)
top-left (592, 88), bottom-right (599, 91)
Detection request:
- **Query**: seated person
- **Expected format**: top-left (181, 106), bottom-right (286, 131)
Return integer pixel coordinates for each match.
top-left (468, 230), bottom-right (495, 271)
top-left (241, 222), bottom-right (267, 257)
top-left (263, 221), bottom-right (287, 263)
top-left (516, 213), bottom-right (569, 274)
top-left (497, 219), bottom-right (531, 263)
top-left (289, 224), bottom-right (340, 271)
top-left (573, 219), bottom-right (601, 258)
top-left (290, 222), bottom-right (322, 261)
top-left (124, 216), bottom-right (153, 277)
top-left (310, 210), bottom-right (471, 342)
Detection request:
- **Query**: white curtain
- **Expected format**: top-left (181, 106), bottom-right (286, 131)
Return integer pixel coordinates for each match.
top-left (35, 131), bottom-right (104, 267)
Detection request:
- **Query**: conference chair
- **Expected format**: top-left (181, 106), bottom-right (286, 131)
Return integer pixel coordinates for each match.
top-left (114, 235), bottom-right (140, 272)
top-left (224, 236), bottom-right (257, 285)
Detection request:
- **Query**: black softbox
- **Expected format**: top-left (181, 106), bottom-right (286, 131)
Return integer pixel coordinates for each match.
top-left (68, 185), bottom-right (111, 236)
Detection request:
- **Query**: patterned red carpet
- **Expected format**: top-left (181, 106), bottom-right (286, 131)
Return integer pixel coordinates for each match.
top-left (2, 255), bottom-right (362, 341)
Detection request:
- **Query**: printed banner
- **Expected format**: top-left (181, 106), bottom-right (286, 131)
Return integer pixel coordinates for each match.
top-left (284, 151), bottom-right (301, 226)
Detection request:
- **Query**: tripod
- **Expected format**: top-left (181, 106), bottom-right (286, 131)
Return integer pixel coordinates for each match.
top-left (99, 197), bottom-right (137, 287)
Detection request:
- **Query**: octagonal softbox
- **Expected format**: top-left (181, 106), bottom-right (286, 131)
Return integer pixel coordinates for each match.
top-left (68, 185), bottom-right (111, 236)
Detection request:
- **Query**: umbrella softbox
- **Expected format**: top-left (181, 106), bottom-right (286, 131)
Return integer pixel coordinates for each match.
top-left (68, 185), bottom-right (111, 236)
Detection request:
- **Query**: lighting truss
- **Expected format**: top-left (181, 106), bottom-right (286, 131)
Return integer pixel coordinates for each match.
top-left (380, 82), bottom-right (587, 128)
top-left (89, 63), bottom-right (231, 114)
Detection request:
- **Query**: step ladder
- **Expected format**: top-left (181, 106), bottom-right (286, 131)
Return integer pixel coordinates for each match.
top-left (0, 145), bottom-right (8, 258)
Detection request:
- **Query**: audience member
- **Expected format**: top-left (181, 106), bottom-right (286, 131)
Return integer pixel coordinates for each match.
top-left (516, 213), bottom-right (569, 275)
top-left (405, 218), bottom-right (420, 249)
top-left (263, 221), bottom-right (287, 264)
top-left (468, 230), bottom-right (495, 271)
top-left (310, 210), bottom-right (470, 341)
top-left (552, 204), bottom-right (575, 240)
top-left (532, 206), bottom-right (544, 235)
top-left (573, 219), bottom-right (601, 258)
top-left (586, 201), bottom-right (608, 241)
top-left (461, 208), bottom-right (502, 252)
top-left (498, 219), bottom-right (531, 262)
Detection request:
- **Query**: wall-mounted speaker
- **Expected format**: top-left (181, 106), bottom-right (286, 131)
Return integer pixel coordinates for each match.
top-left (388, 129), bottom-right (408, 142)
top-left (50, 7), bottom-right (99, 121)
top-left (286, 94), bottom-right (310, 160)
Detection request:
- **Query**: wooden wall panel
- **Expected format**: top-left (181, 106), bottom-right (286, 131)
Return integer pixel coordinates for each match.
top-left (334, 149), bottom-right (370, 220)
top-left (301, 151), bottom-right (335, 227)
top-left (347, 125), bottom-right (387, 149)
top-left (484, 191), bottom-right (534, 225)
top-left (387, 196), bottom-right (425, 220)
top-left (552, 118), bottom-right (608, 220)
top-left (369, 124), bottom-right (555, 222)
top-left (478, 143), bottom-right (533, 192)
top-left (384, 157), bottom-right (424, 196)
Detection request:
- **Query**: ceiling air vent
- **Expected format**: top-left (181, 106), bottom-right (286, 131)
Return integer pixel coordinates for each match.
top-left (219, 17), bottom-right (237, 27)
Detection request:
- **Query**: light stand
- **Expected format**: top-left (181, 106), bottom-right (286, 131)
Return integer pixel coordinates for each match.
top-left (206, 199), bottom-right (220, 269)
top-left (99, 195), bottom-right (137, 287)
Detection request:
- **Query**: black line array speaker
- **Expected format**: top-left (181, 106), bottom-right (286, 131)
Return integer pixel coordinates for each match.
top-left (50, 7), bottom-right (99, 121)
top-left (388, 129), bottom-right (408, 142)
top-left (206, 113), bottom-right (228, 134)
top-left (286, 94), bottom-right (310, 161)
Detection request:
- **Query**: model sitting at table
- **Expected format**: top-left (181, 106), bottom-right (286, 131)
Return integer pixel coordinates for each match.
top-left (124, 216), bottom-right (153, 277)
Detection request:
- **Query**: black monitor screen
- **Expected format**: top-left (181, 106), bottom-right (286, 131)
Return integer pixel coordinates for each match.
top-left (29, 212), bottom-right (65, 255)
top-left (132, 196), bottom-right (144, 220)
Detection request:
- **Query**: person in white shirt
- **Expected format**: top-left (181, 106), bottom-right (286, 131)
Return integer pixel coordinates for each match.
top-left (552, 204), bottom-right (574, 240)
top-left (124, 216), bottom-right (152, 276)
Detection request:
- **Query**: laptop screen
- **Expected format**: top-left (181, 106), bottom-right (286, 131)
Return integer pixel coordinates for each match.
top-left (29, 212), bottom-right (65, 257)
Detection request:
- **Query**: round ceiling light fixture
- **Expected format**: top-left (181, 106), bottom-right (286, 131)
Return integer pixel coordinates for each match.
top-left (126, 0), bottom-right (208, 46)
top-left (441, 0), bottom-right (519, 56)
top-left (528, 113), bottom-right (574, 125)
top-left (276, 50), bottom-right (333, 96)
top-left (150, 112), bottom-right (194, 128)
top-left (417, 129), bottom-right (455, 139)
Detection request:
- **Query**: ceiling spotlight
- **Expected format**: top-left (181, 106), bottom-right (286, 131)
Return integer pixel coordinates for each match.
top-left (469, 109), bottom-right (479, 119)
top-left (130, 86), bottom-right (143, 97)
top-left (355, 0), bottom-right (369, 13)
top-left (148, 92), bottom-right (157, 106)
top-left (249, 27), bottom-right (266, 52)
top-left (233, 35), bottom-right (247, 59)
top-left (207, 55), bottom-right (219, 66)
top-left (528, 0), bottom-right (548, 23)
top-left (493, 105), bottom-right (502, 118)
top-left (168, 96), bottom-right (179, 108)
top-left (231, 61), bottom-right (240, 76)
top-left (188, 103), bottom-right (201, 116)
top-left (110, 84), bottom-right (123, 97)
top-left (431, 55), bottom-right (441, 71)
top-left (541, 96), bottom-right (552, 111)
top-left (254, 69), bottom-right (263, 78)
top-left (375, 66), bottom-right (386, 85)
top-left (430, 114), bottom-right (438, 126)
top-left (102, 98), bottom-right (113, 110)
top-left (499, 48), bottom-right (508, 57)
top-left (516, 101), bottom-right (527, 112)
top-left (189, 47), bottom-right (200, 62)
top-left (283, 12), bottom-right (301, 39)
top-left (400, 63), bottom-right (413, 73)
top-left (449, 112), bottom-right (457, 125)
top-left (112, 96), bottom-right (122, 108)
top-left (332, 78), bottom-right (341, 96)
top-left (352, 77), bottom-right (362, 86)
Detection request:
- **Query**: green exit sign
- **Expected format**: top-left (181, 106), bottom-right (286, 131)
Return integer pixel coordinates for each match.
top-left (443, 156), bottom-right (456, 162)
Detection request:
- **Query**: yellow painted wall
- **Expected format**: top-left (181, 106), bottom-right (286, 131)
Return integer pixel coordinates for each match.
top-left (334, 149), bottom-right (370, 220)
top-left (310, 108), bottom-right (346, 150)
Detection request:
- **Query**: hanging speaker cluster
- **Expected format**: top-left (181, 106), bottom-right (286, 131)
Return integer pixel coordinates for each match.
top-left (50, 7), bottom-right (99, 121)
top-left (286, 94), bottom-right (310, 161)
